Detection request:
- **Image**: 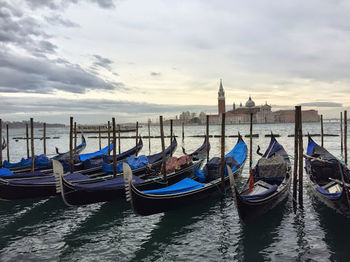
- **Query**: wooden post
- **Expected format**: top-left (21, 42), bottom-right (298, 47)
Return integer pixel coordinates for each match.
top-left (341, 112), bottom-right (343, 156)
top-left (107, 121), bottom-right (111, 155)
top-left (206, 115), bottom-right (210, 163)
top-left (345, 110), bottom-right (348, 165)
top-left (136, 121), bottom-right (139, 156)
top-left (5, 124), bottom-right (9, 162)
top-left (69, 117), bottom-right (73, 173)
top-left (249, 112), bottom-right (253, 168)
top-left (74, 122), bottom-right (77, 151)
top-left (220, 113), bottom-right (226, 192)
top-left (30, 118), bottom-right (34, 172)
top-left (297, 106), bottom-right (303, 207)
top-left (0, 119), bottom-right (2, 168)
top-left (43, 122), bottom-right (46, 155)
top-left (321, 115), bottom-right (324, 147)
top-left (182, 122), bottom-right (184, 141)
top-left (160, 116), bottom-right (167, 182)
top-left (148, 120), bottom-right (151, 154)
top-left (112, 118), bottom-right (117, 177)
top-left (118, 124), bottom-right (121, 155)
top-left (293, 106), bottom-right (299, 205)
top-left (98, 126), bottom-right (102, 150)
top-left (170, 119), bottom-right (173, 157)
top-left (26, 123), bottom-right (29, 159)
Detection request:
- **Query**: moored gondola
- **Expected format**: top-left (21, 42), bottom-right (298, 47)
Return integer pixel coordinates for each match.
top-left (124, 136), bottom-right (247, 216)
top-left (56, 138), bottom-right (207, 206)
top-left (0, 138), bottom-right (174, 200)
top-left (229, 135), bottom-right (291, 224)
top-left (305, 135), bottom-right (350, 217)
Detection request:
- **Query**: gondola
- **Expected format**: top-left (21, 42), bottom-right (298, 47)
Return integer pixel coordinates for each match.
top-left (53, 135), bottom-right (87, 160)
top-left (229, 135), bottom-right (291, 224)
top-left (124, 136), bottom-right (247, 216)
top-left (305, 135), bottom-right (350, 217)
top-left (0, 138), bottom-right (175, 200)
top-left (56, 138), bottom-right (208, 206)
top-left (3, 135), bottom-right (87, 173)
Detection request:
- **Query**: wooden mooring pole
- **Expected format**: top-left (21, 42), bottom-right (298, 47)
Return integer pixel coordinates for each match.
top-left (148, 120), bottom-right (151, 154)
top-left (249, 112), bottom-right (253, 168)
top-left (107, 121), bottom-right (111, 155)
top-left (74, 122), bottom-right (77, 151)
top-left (160, 116), bottom-right (167, 182)
top-left (170, 119), bottom-right (173, 157)
top-left (26, 123), bottom-right (29, 159)
top-left (321, 115), bottom-right (324, 148)
top-left (43, 123), bottom-right (46, 155)
top-left (118, 124), bottom-right (121, 155)
top-left (341, 112), bottom-right (343, 156)
top-left (98, 126), bottom-right (102, 150)
top-left (297, 106), bottom-right (303, 207)
top-left (206, 115), bottom-right (210, 163)
top-left (113, 118), bottom-right (117, 177)
top-left (136, 121), bottom-right (139, 156)
top-left (220, 113), bottom-right (226, 192)
top-left (0, 119), bottom-right (2, 168)
top-left (69, 117), bottom-right (73, 173)
top-left (6, 124), bottom-right (9, 162)
top-left (30, 118), bottom-right (34, 172)
top-left (293, 106), bottom-right (299, 206)
top-left (345, 110), bottom-right (348, 165)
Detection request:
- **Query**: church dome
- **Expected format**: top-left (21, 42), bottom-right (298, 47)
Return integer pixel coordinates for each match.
top-left (245, 96), bottom-right (255, 107)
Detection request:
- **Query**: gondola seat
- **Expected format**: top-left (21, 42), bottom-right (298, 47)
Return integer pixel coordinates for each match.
top-left (242, 180), bottom-right (278, 201)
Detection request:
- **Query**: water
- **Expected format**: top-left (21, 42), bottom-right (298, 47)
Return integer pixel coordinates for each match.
top-left (0, 122), bottom-right (349, 261)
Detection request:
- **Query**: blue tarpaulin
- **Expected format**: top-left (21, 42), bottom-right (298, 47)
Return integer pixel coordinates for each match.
top-left (142, 178), bottom-right (205, 195)
top-left (0, 168), bottom-right (14, 177)
top-left (3, 154), bottom-right (51, 169)
top-left (79, 143), bottom-right (113, 162)
top-left (102, 155), bottom-right (149, 173)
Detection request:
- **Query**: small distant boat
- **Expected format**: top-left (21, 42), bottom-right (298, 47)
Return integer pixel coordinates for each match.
top-left (229, 135), bottom-right (291, 224)
top-left (77, 124), bottom-right (137, 134)
top-left (305, 135), bottom-right (350, 217)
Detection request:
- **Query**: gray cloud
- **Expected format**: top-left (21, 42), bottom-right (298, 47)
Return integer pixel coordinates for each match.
top-left (0, 52), bottom-right (124, 93)
top-left (89, 0), bottom-right (116, 9)
top-left (150, 72), bottom-right (161, 76)
top-left (93, 55), bottom-right (113, 71)
top-left (45, 15), bottom-right (79, 28)
top-left (298, 102), bottom-right (343, 107)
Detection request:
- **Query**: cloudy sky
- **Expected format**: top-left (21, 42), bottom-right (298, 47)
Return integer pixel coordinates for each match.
top-left (0, 0), bottom-right (349, 123)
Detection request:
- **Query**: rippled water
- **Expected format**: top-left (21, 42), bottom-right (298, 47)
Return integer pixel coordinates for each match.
top-left (0, 122), bottom-right (349, 261)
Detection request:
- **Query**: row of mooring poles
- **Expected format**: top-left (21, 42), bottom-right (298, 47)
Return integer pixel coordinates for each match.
top-left (345, 110), bottom-right (348, 165)
top-left (293, 106), bottom-right (303, 208)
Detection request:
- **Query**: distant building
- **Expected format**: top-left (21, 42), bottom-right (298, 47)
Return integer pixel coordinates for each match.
top-left (209, 80), bottom-right (320, 124)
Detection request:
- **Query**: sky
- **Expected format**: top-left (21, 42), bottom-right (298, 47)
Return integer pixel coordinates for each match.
top-left (0, 0), bottom-right (349, 124)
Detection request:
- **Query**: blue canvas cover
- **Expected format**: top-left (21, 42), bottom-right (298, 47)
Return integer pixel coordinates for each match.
top-left (3, 154), bottom-right (51, 169)
top-left (242, 184), bottom-right (278, 201)
top-left (102, 155), bottom-right (149, 173)
top-left (73, 175), bottom-right (144, 192)
top-left (0, 168), bottom-right (14, 177)
top-left (142, 178), bottom-right (205, 195)
top-left (79, 143), bottom-right (113, 162)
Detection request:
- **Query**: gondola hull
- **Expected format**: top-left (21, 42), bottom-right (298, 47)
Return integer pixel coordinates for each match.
top-left (233, 176), bottom-right (291, 224)
top-left (60, 160), bottom-right (203, 206)
top-left (127, 162), bottom-right (245, 216)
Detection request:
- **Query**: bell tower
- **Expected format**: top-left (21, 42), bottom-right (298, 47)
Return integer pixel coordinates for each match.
top-left (218, 79), bottom-right (226, 115)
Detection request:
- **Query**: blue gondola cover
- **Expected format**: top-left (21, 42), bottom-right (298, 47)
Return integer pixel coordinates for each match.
top-left (142, 178), bottom-right (205, 195)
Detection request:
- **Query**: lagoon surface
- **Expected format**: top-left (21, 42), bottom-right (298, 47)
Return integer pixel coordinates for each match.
top-left (0, 122), bottom-right (349, 262)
